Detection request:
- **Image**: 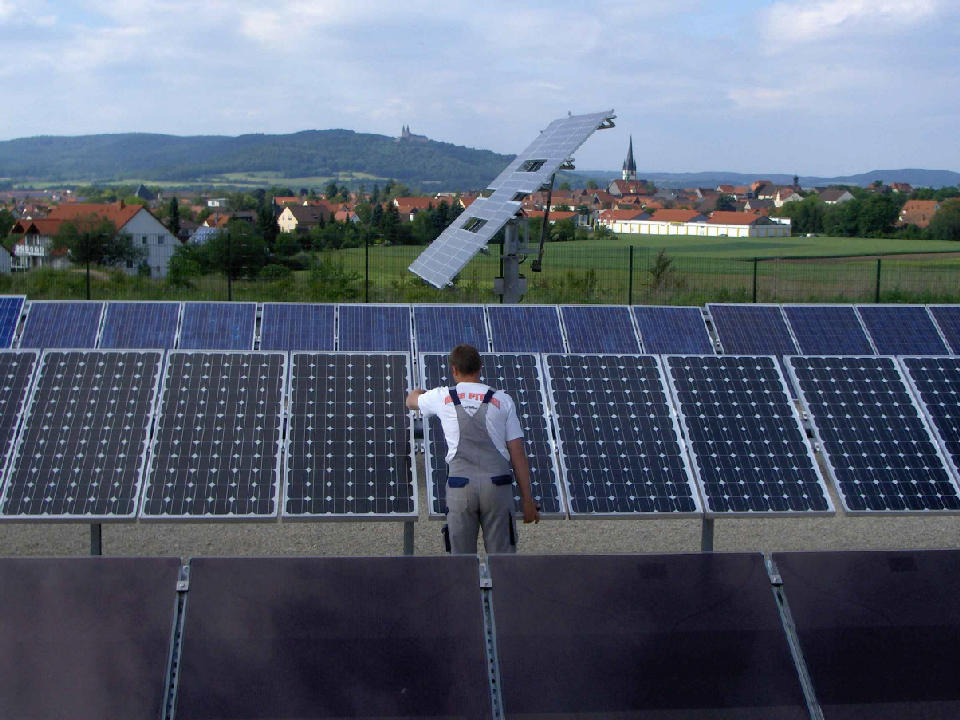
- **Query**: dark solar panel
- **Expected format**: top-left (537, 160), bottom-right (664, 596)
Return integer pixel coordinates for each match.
top-left (901, 356), bottom-right (960, 486)
top-left (856, 304), bottom-right (950, 356)
top-left (927, 305), bottom-right (960, 354)
top-left (178, 302), bottom-right (256, 350)
top-left (487, 304), bottom-right (566, 352)
top-left (665, 355), bottom-right (831, 514)
top-left (19, 301), bottom-right (103, 348)
top-left (0, 350), bottom-right (37, 478)
top-left (488, 554), bottom-right (808, 719)
top-left (774, 549), bottom-right (960, 719)
top-left (140, 351), bottom-right (285, 518)
top-left (632, 305), bottom-right (714, 354)
top-left (98, 301), bottom-right (180, 349)
top-left (420, 352), bottom-right (561, 517)
top-left (284, 353), bottom-right (415, 517)
top-left (788, 355), bottom-right (960, 512)
top-left (0, 295), bottom-right (25, 347)
top-left (1, 350), bottom-right (162, 519)
top-left (337, 304), bottom-right (411, 351)
top-left (708, 303), bottom-right (799, 355)
top-left (412, 304), bottom-right (488, 354)
top-left (782, 304), bottom-right (875, 355)
top-left (259, 303), bottom-right (335, 351)
top-left (544, 353), bottom-right (699, 515)
top-left (559, 305), bottom-right (641, 353)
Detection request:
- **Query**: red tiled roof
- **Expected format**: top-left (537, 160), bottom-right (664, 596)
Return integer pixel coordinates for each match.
top-left (708, 211), bottom-right (763, 225)
top-left (899, 200), bottom-right (940, 228)
top-left (47, 202), bottom-right (142, 228)
top-left (650, 209), bottom-right (703, 222)
top-left (599, 209), bottom-right (647, 222)
top-left (394, 197), bottom-right (435, 211)
top-left (274, 196), bottom-right (300, 206)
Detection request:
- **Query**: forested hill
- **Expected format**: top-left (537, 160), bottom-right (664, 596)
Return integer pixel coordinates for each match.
top-left (0, 130), bottom-right (514, 190)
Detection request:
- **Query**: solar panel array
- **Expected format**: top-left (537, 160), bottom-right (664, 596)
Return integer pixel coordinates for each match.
top-left (665, 355), bottom-right (831, 514)
top-left (178, 302), bottom-right (256, 350)
top-left (412, 304), bottom-right (489, 353)
top-left (420, 352), bottom-right (561, 517)
top-left (789, 355), bottom-right (960, 512)
top-left (559, 305), bottom-right (640, 354)
top-left (2, 350), bottom-right (162, 519)
top-left (19, 301), bottom-right (103, 348)
top-left (856, 305), bottom-right (949, 356)
top-left (544, 354), bottom-right (698, 515)
top-left (0, 351), bottom-right (37, 475)
top-left (338, 304), bottom-right (411, 351)
top-left (141, 352), bottom-right (286, 518)
top-left (487, 305), bottom-right (565, 352)
top-left (900, 356), bottom-right (960, 486)
top-left (632, 306), bottom-right (714, 354)
top-left (0, 296), bottom-right (24, 348)
top-left (98, 301), bottom-right (180, 349)
top-left (782, 304), bottom-right (875, 355)
top-left (926, 305), bottom-right (960, 354)
top-left (285, 353), bottom-right (415, 517)
top-left (708, 304), bottom-right (799, 355)
top-left (259, 303), bottom-right (335, 351)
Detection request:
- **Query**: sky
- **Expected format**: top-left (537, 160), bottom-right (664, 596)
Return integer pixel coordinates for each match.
top-left (3, 0), bottom-right (959, 176)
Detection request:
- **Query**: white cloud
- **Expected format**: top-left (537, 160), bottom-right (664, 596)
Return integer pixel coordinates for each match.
top-left (762, 0), bottom-right (941, 47)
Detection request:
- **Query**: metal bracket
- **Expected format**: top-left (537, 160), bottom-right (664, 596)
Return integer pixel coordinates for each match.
top-left (478, 560), bottom-right (493, 589)
top-left (176, 564), bottom-right (190, 592)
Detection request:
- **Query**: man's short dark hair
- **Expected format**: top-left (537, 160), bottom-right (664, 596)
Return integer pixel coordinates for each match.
top-left (449, 344), bottom-right (482, 375)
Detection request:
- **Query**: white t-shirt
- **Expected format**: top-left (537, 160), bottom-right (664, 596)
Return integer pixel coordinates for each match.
top-left (417, 382), bottom-right (524, 463)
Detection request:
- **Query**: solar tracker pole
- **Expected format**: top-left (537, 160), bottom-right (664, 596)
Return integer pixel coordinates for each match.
top-left (364, 232), bottom-right (370, 303)
top-left (875, 258), bottom-right (882, 303)
top-left (628, 245), bottom-right (634, 305)
top-left (226, 230), bottom-right (233, 301)
top-left (90, 523), bottom-right (102, 556)
top-left (752, 257), bottom-right (758, 303)
top-left (403, 520), bottom-right (415, 555)
top-left (700, 517), bottom-right (714, 552)
top-left (501, 221), bottom-right (524, 304)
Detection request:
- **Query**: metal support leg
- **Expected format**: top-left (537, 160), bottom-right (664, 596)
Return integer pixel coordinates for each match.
top-left (90, 523), bottom-right (102, 556)
top-left (403, 521), bottom-right (415, 556)
top-left (700, 517), bottom-right (714, 552)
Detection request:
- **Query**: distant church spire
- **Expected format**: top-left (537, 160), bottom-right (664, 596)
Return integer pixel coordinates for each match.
top-left (622, 135), bottom-right (637, 181)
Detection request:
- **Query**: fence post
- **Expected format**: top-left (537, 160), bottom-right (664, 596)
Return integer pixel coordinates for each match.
top-left (628, 246), bottom-right (634, 305)
top-left (226, 230), bottom-right (232, 301)
top-left (752, 257), bottom-right (758, 303)
top-left (364, 232), bottom-right (369, 303)
top-left (86, 260), bottom-right (91, 301)
top-left (875, 258), bottom-right (882, 303)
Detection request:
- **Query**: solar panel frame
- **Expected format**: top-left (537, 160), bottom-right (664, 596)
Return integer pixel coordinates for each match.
top-left (178, 301), bottom-right (257, 350)
top-left (336, 303), bottom-right (413, 352)
top-left (139, 350), bottom-right (288, 521)
top-left (631, 305), bottom-right (715, 354)
top-left (486, 304), bottom-right (567, 353)
top-left (17, 300), bottom-right (105, 349)
top-left (542, 353), bottom-right (702, 517)
top-left (412, 303), bottom-right (490, 354)
top-left (855, 304), bottom-right (951, 356)
top-left (0, 295), bottom-right (25, 348)
top-left (258, 302), bottom-right (336, 351)
top-left (664, 354), bottom-right (834, 517)
top-left (0, 349), bottom-right (164, 522)
top-left (558, 305), bottom-right (642, 354)
top-left (707, 302), bottom-right (800, 355)
top-left (787, 355), bottom-right (960, 515)
top-left (0, 350), bottom-right (39, 485)
top-left (282, 351), bottom-right (418, 519)
top-left (926, 305), bottom-right (960, 354)
top-left (98, 300), bottom-right (182, 349)
top-left (782, 303), bottom-right (877, 355)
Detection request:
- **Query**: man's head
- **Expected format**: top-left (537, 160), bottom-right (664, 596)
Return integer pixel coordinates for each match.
top-left (449, 344), bottom-right (482, 381)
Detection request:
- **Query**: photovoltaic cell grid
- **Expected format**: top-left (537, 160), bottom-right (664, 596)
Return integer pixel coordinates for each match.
top-left (1, 351), bottom-right (162, 519)
top-left (927, 305), bottom-right (960, 354)
top-left (141, 352), bottom-right (286, 518)
top-left (707, 304), bottom-right (798, 355)
top-left (559, 305), bottom-right (640, 353)
top-left (18, 301), bottom-right (103, 349)
top-left (856, 305), bottom-right (949, 356)
top-left (782, 304), bottom-right (875, 355)
top-left (0, 351), bottom-right (37, 477)
top-left (98, 301), bottom-right (180, 349)
top-left (632, 306), bottom-right (714, 354)
top-left (487, 305), bottom-right (565, 352)
top-left (420, 353), bottom-right (561, 517)
top-left (0, 296), bottom-right (24, 348)
top-left (544, 354), bottom-right (698, 515)
top-left (665, 355), bottom-right (831, 514)
top-left (178, 302), bottom-right (256, 350)
top-left (900, 356), bottom-right (960, 488)
top-left (413, 304), bottom-right (488, 354)
top-left (284, 353), bottom-right (415, 517)
top-left (259, 303), bottom-right (335, 351)
top-left (338, 304), bottom-right (411, 352)
top-left (789, 356), bottom-right (960, 512)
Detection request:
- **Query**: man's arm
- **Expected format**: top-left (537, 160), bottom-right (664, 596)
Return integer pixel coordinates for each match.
top-left (507, 437), bottom-right (540, 524)
top-left (405, 389), bottom-right (426, 411)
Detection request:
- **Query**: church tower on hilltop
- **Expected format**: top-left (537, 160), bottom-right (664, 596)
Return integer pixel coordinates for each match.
top-left (622, 135), bottom-right (637, 181)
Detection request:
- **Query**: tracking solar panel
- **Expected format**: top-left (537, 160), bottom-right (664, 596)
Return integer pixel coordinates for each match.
top-left (632, 305), bottom-right (714, 354)
top-left (559, 305), bottom-right (641, 353)
top-left (98, 301), bottom-right (181, 349)
top-left (412, 304), bottom-right (489, 354)
top-left (0, 295), bottom-right (25, 348)
top-left (708, 303), bottom-right (799, 355)
top-left (927, 305), bottom-right (960, 354)
top-left (419, 352), bottom-right (562, 517)
top-left (18, 301), bottom-right (104, 348)
top-left (665, 355), bottom-right (832, 515)
top-left (178, 302), bottom-right (256, 350)
top-left (284, 353), bottom-right (416, 517)
top-left (337, 304), bottom-right (411, 352)
top-left (140, 351), bottom-right (286, 519)
top-left (0, 351), bottom-right (38, 479)
top-left (782, 304), bottom-right (875, 355)
top-left (788, 355), bottom-right (960, 513)
top-left (856, 304), bottom-right (949, 356)
top-left (900, 356), bottom-right (960, 486)
top-left (259, 303), bottom-right (335, 351)
top-left (487, 304), bottom-right (566, 352)
top-left (1, 350), bottom-right (162, 519)
top-left (544, 354), bottom-right (700, 515)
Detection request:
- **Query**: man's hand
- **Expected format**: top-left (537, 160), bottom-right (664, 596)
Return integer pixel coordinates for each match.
top-left (405, 389), bottom-right (425, 412)
top-left (521, 496), bottom-right (540, 524)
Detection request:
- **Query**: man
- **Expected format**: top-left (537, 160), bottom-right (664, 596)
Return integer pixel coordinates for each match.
top-left (406, 344), bottom-right (539, 554)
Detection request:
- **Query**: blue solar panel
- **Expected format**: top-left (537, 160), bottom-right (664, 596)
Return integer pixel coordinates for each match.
top-left (487, 305), bottom-right (565, 352)
top-left (98, 301), bottom-right (180, 349)
top-left (631, 306), bottom-right (713, 354)
top-left (782, 304), bottom-right (875, 355)
top-left (337, 304), bottom-right (411, 351)
top-left (0, 350), bottom-right (37, 480)
top-left (544, 354), bottom-right (699, 515)
top-left (178, 302), bottom-right (256, 350)
top-left (0, 296), bottom-right (24, 348)
top-left (708, 304), bottom-right (799, 355)
top-left (665, 355), bottom-right (831, 515)
top-left (789, 355), bottom-right (960, 513)
top-left (901, 356), bottom-right (960, 486)
top-left (856, 305), bottom-right (949, 356)
top-left (260, 303), bottom-right (335, 351)
top-left (413, 304), bottom-right (488, 354)
top-left (927, 305), bottom-right (960, 354)
top-left (559, 306), bottom-right (641, 353)
top-left (420, 352), bottom-right (562, 517)
top-left (18, 301), bottom-right (103, 348)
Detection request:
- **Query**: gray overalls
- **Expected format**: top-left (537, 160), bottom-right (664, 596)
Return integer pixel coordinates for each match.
top-left (445, 387), bottom-right (517, 554)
